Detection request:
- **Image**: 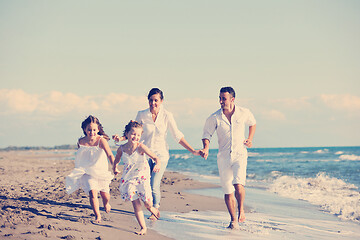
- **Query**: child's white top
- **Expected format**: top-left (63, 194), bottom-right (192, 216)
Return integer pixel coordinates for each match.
top-left (119, 144), bottom-right (152, 202)
top-left (66, 137), bottom-right (113, 194)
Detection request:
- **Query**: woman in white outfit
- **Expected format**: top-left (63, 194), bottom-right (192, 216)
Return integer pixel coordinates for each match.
top-left (114, 88), bottom-right (200, 219)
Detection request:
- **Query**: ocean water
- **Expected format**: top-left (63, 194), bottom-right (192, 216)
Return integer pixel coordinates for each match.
top-left (148, 146), bottom-right (360, 239)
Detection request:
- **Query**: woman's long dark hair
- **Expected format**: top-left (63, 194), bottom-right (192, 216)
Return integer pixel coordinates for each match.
top-left (147, 88), bottom-right (164, 100)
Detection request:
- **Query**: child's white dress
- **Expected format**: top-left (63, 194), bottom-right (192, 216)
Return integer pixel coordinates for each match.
top-left (119, 145), bottom-right (152, 203)
top-left (66, 138), bottom-right (113, 195)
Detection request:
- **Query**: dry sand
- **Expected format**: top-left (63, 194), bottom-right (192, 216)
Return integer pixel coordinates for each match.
top-left (0, 150), bottom-right (227, 240)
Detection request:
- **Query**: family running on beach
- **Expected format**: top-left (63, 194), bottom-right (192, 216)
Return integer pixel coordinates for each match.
top-left (65, 86), bottom-right (257, 235)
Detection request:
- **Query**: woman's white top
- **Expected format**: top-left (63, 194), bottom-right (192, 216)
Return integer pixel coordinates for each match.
top-left (135, 105), bottom-right (184, 161)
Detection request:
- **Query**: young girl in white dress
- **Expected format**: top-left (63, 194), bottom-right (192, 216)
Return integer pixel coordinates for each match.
top-left (66, 115), bottom-right (115, 224)
top-left (113, 121), bottom-right (161, 235)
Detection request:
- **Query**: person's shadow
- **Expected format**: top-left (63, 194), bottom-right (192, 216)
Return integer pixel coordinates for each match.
top-left (0, 194), bottom-right (135, 232)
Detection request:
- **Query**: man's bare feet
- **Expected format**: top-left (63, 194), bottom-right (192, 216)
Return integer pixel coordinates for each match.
top-left (227, 221), bottom-right (239, 230)
top-left (104, 203), bottom-right (111, 213)
top-left (135, 227), bottom-right (147, 235)
top-left (238, 211), bottom-right (246, 223)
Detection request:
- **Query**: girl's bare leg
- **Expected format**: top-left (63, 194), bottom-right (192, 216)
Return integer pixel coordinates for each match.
top-left (100, 191), bottom-right (111, 213)
top-left (89, 190), bottom-right (101, 223)
top-left (132, 199), bottom-right (147, 235)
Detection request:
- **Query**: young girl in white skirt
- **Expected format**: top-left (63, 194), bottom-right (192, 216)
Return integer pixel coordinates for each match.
top-left (113, 120), bottom-right (160, 235)
top-left (66, 115), bottom-right (115, 223)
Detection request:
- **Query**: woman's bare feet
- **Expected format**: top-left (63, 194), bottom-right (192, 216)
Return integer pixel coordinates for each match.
top-left (135, 227), bottom-right (147, 235)
top-left (148, 207), bottom-right (160, 220)
top-left (148, 214), bottom-right (157, 220)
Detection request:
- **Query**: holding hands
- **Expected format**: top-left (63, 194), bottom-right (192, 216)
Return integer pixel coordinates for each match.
top-left (113, 165), bottom-right (120, 176)
top-left (112, 134), bottom-right (126, 143)
top-left (198, 138), bottom-right (254, 160)
top-left (192, 149), bottom-right (202, 156)
top-left (199, 149), bottom-right (209, 160)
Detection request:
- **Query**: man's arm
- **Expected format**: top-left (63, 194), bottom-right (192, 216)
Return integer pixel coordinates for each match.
top-left (244, 124), bottom-right (256, 148)
top-left (201, 112), bottom-right (217, 160)
top-left (201, 138), bottom-right (210, 159)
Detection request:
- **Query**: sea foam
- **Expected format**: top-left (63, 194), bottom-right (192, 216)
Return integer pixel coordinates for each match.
top-left (171, 153), bottom-right (192, 160)
top-left (339, 154), bottom-right (360, 161)
top-left (314, 149), bottom-right (329, 154)
top-left (269, 173), bottom-right (360, 223)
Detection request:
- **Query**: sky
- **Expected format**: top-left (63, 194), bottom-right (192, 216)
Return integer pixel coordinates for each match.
top-left (1, 0), bottom-right (359, 149)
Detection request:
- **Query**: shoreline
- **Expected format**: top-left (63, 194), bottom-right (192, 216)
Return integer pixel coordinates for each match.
top-left (0, 150), bottom-right (233, 239)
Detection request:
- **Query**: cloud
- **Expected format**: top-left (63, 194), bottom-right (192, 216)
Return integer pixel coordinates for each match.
top-left (271, 97), bottom-right (312, 109)
top-left (38, 91), bottom-right (100, 115)
top-left (0, 89), bottom-right (147, 116)
top-left (261, 109), bottom-right (286, 121)
top-left (320, 94), bottom-right (360, 112)
top-left (1, 89), bottom-right (359, 148)
top-left (2, 89), bottom-right (359, 124)
top-left (0, 89), bottom-right (39, 113)
top-left (101, 93), bottom-right (147, 112)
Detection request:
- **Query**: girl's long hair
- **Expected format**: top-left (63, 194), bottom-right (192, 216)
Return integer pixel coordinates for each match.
top-left (81, 115), bottom-right (110, 141)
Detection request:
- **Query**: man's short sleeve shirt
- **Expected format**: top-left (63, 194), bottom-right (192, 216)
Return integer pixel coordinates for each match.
top-left (202, 106), bottom-right (256, 156)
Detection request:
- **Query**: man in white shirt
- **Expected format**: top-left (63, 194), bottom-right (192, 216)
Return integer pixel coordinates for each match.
top-left (201, 86), bottom-right (256, 229)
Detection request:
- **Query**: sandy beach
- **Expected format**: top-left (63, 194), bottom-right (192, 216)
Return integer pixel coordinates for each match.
top-left (0, 150), bottom-right (228, 240)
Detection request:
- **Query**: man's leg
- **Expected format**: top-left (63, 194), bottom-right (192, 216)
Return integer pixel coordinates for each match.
top-left (224, 192), bottom-right (239, 229)
top-left (224, 193), bottom-right (236, 221)
top-left (234, 184), bottom-right (246, 222)
top-left (232, 154), bottom-right (247, 223)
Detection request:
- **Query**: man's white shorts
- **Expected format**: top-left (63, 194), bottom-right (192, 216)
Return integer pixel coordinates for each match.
top-left (217, 153), bottom-right (248, 194)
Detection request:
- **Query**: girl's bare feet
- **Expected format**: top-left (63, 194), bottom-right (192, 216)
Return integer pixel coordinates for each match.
top-left (104, 203), bottom-right (111, 213)
top-left (135, 227), bottom-right (147, 235)
top-left (92, 216), bottom-right (102, 224)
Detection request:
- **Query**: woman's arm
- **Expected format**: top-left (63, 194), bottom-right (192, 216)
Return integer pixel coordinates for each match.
top-left (179, 138), bottom-right (200, 156)
top-left (166, 111), bottom-right (200, 155)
